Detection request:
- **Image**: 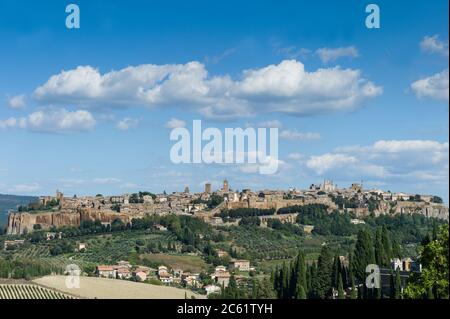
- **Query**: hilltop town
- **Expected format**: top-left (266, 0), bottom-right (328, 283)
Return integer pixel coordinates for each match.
top-left (1, 179), bottom-right (448, 299)
top-left (6, 180), bottom-right (448, 236)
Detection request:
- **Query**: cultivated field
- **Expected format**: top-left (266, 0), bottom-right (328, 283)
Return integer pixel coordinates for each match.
top-left (33, 275), bottom-right (206, 299)
top-left (0, 284), bottom-right (75, 299)
top-left (139, 253), bottom-right (208, 273)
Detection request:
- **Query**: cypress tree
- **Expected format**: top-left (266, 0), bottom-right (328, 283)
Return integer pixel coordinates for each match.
top-left (392, 239), bottom-right (402, 259)
top-left (390, 269), bottom-right (401, 299)
top-left (337, 275), bottom-right (345, 299)
top-left (308, 262), bottom-right (317, 298)
top-left (312, 245), bottom-right (333, 299)
top-left (296, 284), bottom-right (307, 299)
top-left (298, 252), bottom-right (307, 290)
top-left (352, 230), bottom-right (375, 284)
top-left (251, 278), bottom-right (258, 299)
top-left (332, 253), bottom-right (341, 289)
top-left (281, 262), bottom-right (290, 299)
top-left (381, 226), bottom-right (393, 265)
top-left (350, 274), bottom-right (358, 299)
top-left (374, 227), bottom-right (385, 267)
top-left (394, 268), bottom-right (402, 299)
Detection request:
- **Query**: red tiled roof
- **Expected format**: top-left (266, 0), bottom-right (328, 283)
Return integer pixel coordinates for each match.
top-left (97, 265), bottom-right (114, 271)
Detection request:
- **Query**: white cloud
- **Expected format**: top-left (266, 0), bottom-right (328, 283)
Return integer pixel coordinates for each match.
top-left (420, 35), bottom-right (449, 57)
top-left (0, 117), bottom-right (25, 129)
top-left (306, 153), bottom-right (358, 175)
top-left (280, 130), bottom-right (321, 141)
top-left (165, 118), bottom-right (186, 129)
top-left (7, 94), bottom-right (26, 109)
top-left (305, 140), bottom-right (449, 184)
top-left (316, 46), bottom-right (359, 63)
top-left (93, 178), bottom-right (121, 184)
top-left (117, 118), bottom-right (139, 130)
top-left (0, 108), bottom-right (96, 133)
top-left (33, 60), bottom-right (382, 120)
top-left (371, 140), bottom-right (449, 153)
top-left (411, 69), bottom-right (449, 102)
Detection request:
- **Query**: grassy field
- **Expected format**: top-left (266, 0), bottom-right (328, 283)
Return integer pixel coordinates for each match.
top-left (34, 275), bottom-right (205, 299)
top-left (139, 253), bottom-right (209, 273)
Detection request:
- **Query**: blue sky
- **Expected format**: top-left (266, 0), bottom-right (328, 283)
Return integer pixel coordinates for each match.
top-left (0, 0), bottom-right (448, 201)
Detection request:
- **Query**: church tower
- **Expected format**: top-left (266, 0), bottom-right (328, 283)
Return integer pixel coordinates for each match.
top-left (223, 179), bottom-right (229, 192)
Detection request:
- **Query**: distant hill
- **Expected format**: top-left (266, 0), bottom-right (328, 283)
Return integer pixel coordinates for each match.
top-left (0, 194), bottom-right (38, 227)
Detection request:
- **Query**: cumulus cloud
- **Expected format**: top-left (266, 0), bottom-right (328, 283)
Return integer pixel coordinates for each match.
top-left (7, 94), bottom-right (26, 109)
top-left (117, 118), bottom-right (139, 130)
top-left (33, 60), bottom-right (381, 120)
top-left (165, 118), bottom-right (186, 129)
top-left (420, 35), bottom-right (449, 57)
top-left (0, 108), bottom-right (96, 133)
top-left (316, 46), bottom-right (359, 63)
top-left (305, 140), bottom-right (449, 184)
top-left (306, 153), bottom-right (358, 175)
top-left (411, 69), bottom-right (449, 102)
top-left (0, 117), bottom-right (25, 129)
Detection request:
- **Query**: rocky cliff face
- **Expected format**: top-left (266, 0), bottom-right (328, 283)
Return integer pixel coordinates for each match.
top-left (7, 208), bottom-right (138, 235)
top-left (393, 202), bottom-right (449, 220)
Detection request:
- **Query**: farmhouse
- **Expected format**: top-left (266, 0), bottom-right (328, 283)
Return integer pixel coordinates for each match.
top-left (158, 265), bottom-right (169, 276)
top-left (216, 250), bottom-right (228, 258)
top-left (229, 259), bottom-right (250, 271)
top-left (135, 271), bottom-right (147, 282)
top-left (159, 272), bottom-right (174, 284)
top-left (204, 285), bottom-right (221, 296)
top-left (215, 272), bottom-right (231, 287)
top-left (96, 265), bottom-right (116, 278)
top-left (116, 267), bottom-right (132, 279)
top-left (182, 273), bottom-right (200, 287)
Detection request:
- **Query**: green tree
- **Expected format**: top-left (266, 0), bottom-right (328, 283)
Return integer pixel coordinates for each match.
top-left (390, 269), bottom-right (402, 299)
top-left (296, 284), bottom-right (307, 299)
top-left (374, 227), bottom-right (385, 266)
top-left (381, 226), bottom-right (393, 264)
top-left (350, 274), bottom-right (358, 299)
top-left (337, 275), bottom-right (345, 299)
top-left (352, 230), bottom-right (375, 284)
top-left (312, 245), bottom-right (333, 298)
top-left (256, 278), bottom-right (276, 299)
top-left (404, 225), bottom-right (449, 299)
